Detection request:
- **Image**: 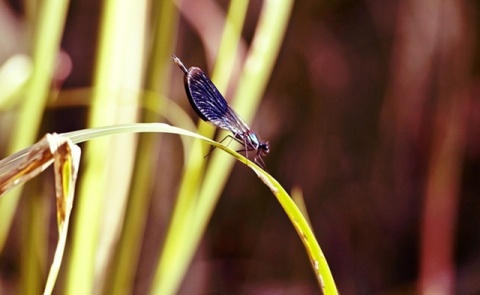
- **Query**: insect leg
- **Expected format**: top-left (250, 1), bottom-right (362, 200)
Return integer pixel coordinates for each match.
top-left (204, 135), bottom-right (236, 159)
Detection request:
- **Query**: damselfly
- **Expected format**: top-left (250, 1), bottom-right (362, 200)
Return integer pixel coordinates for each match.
top-left (172, 55), bottom-right (270, 169)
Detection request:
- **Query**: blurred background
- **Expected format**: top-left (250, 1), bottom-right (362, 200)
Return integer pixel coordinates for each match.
top-left (0, 0), bottom-right (479, 294)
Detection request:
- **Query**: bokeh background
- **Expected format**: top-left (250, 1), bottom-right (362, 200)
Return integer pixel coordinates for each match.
top-left (0, 0), bottom-right (479, 294)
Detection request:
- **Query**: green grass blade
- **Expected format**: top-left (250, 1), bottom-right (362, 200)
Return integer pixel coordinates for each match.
top-left (102, 0), bottom-right (180, 288)
top-left (150, 1), bottom-right (249, 293)
top-left (151, 1), bottom-right (294, 294)
top-left (249, 165), bottom-right (339, 294)
top-left (0, 0), bottom-right (70, 292)
top-left (0, 0), bottom-right (70, 255)
top-left (64, 0), bottom-right (146, 292)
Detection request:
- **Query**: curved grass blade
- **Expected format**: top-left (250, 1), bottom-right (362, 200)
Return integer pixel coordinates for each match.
top-left (0, 123), bottom-right (337, 294)
top-left (247, 163), bottom-right (339, 294)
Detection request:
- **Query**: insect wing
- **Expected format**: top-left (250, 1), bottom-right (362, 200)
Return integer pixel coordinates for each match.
top-left (186, 68), bottom-right (251, 136)
top-left (183, 67), bottom-right (215, 122)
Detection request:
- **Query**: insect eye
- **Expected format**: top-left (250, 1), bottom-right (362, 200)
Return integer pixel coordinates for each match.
top-left (261, 143), bottom-right (270, 154)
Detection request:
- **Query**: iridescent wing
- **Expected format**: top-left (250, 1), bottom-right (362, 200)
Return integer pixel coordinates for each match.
top-left (184, 67), bottom-right (251, 138)
top-left (172, 55), bottom-right (251, 137)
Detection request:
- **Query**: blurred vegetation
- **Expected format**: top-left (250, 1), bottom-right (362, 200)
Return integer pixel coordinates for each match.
top-left (1, 0), bottom-right (480, 294)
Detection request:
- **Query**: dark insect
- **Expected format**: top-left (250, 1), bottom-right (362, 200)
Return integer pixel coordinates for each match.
top-left (172, 55), bottom-right (270, 169)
